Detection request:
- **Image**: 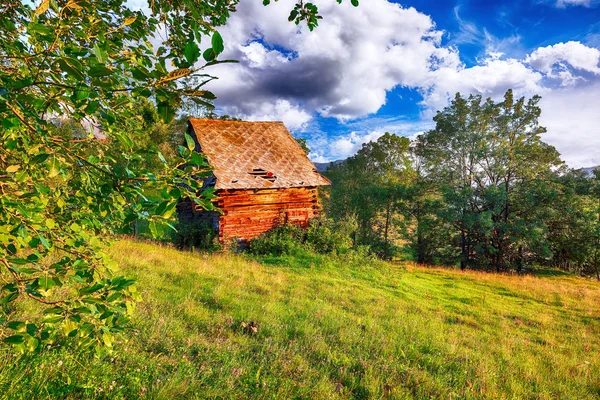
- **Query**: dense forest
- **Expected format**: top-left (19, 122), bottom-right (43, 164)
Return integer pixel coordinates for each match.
top-left (325, 90), bottom-right (600, 277)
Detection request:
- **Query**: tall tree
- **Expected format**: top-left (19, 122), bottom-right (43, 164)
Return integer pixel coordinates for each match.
top-left (418, 90), bottom-right (563, 271)
top-left (0, 0), bottom-right (358, 352)
top-left (327, 133), bottom-right (413, 258)
top-left (416, 94), bottom-right (494, 269)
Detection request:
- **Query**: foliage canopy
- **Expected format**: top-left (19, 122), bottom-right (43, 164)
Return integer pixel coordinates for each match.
top-left (0, 0), bottom-right (356, 353)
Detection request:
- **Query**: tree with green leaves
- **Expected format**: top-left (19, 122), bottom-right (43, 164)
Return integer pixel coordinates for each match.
top-left (401, 142), bottom-right (455, 265)
top-left (545, 170), bottom-right (596, 274)
top-left (592, 170), bottom-right (600, 279)
top-left (416, 94), bottom-right (494, 269)
top-left (0, 0), bottom-right (358, 353)
top-left (327, 133), bottom-right (413, 259)
top-left (417, 90), bottom-right (563, 271)
top-left (295, 137), bottom-right (311, 155)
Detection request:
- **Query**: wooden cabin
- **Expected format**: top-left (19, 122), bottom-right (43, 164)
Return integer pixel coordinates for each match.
top-left (177, 118), bottom-right (331, 244)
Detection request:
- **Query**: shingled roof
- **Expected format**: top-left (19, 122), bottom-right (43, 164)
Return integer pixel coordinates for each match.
top-left (188, 118), bottom-right (331, 190)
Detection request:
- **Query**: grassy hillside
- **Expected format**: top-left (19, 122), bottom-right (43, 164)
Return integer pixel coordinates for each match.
top-left (1, 239), bottom-right (599, 399)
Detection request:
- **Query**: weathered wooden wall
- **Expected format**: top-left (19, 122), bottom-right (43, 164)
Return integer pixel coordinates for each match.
top-left (177, 198), bottom-right (220, 231)
top-left (183, 186), bottom-right (320, 243)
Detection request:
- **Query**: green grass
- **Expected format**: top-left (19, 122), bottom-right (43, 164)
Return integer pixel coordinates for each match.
top-left (1, 239), bottom-right (599, 399)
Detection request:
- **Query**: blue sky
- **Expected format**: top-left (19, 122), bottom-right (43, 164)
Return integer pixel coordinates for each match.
top-left (206, 0), bottom-right (600, 167)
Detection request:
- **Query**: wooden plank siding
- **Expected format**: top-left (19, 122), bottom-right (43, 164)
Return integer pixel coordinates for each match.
top-left (176, 199), bottom-right (220, 231)
top-left (179, 119), bottom-right (330, 247)
top-left (191, 187), bottom-right (320, 243)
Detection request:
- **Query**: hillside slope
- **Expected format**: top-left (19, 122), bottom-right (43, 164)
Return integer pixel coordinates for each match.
top-left (1, 240), bottom-right (599, 399)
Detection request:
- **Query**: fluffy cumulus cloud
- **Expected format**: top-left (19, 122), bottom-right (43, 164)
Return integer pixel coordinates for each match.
top-left (328, 131), bottom-right (387, 158)
top-left (207, 0), bottom-right (457, 121)
top-left (240, 100), bottom-right (312, 130)
top-left (526, 41), bottom-right (600, 85)
top-left (203, 0), bottom-right (600, 167)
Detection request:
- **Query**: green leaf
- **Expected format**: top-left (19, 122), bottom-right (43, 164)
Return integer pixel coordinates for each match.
top-left (2, 292), bottom-right (19, 304)
top-left (26, 323), bottom-right (37, 336)
top-left (57, 57), bottom-right (85, 80)
top-left (157, 102), bottom-right (175, 123)
top-left (202, 48), bottom-right (216, 62)
top-left (131, 66), bottom-right (152, 80)
top-left (112, 130), bottom-right (134, 149)
top-left (190, 151), bottom-right (207, 167)
top-left (84, 101), bottom-right (100, 114)
top-left (148, 221), bottom-right (158, 238)
top-left (184, 41), bottom-right (200, 65)
top-left (211, 31), bottom-right (224, 56)
top-left (38, 276), bottom-right (55, 291)
top-left (184, 133), bottom-right (196, 151)
top-left (27, 23), bottom-right (52, 36)
top-left (48, 156), bottom-right (60, 178)
top-left (89, 66), bottom-right (113, 77)
top-left (31, 153), bottom-right (49, 164)
top-left (102, 332), bottom-right (114, 347)
top-left (93, 43), bottom-right (108, 63)
top-left (351, 0), bottom-right (359, 6)
top-left (26, 336), bottom-right (40, 352)
top-left (46, 219), bottom-right (56, 229)
top-left (169, 187), bottom-right (181, 199)
top-left (74, 84), bottom-right (90, 101)
top-left (4, 335), bottom-right (24, 344)
top-left (7, 321), bottom-right (25, 331)
top-left (155, 201), bottom-right (169, 215)
top-left (43, 306), bottom-right (63, 315)
top-left (39, 235), bottom-right (50, 250)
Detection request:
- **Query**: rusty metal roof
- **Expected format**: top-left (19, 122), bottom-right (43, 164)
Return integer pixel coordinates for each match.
top-left (188, 119), bottom-right (331, 190)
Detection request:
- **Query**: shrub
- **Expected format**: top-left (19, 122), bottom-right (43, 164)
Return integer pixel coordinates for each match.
top-left (306, 217), bottom-right (356, 254)
top-left (249, 217), bottom-right (358, 256)
top-left (248, 225), bottom-right (306, 256)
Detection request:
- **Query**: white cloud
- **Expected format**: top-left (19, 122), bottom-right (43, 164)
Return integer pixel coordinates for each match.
top-left (526, 41), bottom-right (600, 75)
top-left (308, 118), bottom-right (434, 163)
top-left (239, 100), bottom-right (312, 130)
top-left (328, 131), bottom-right (387, 158)
top-left (554, 0), bottom-right (596, 8)
top-left (539, 83), bottom-right (600, 167)
top-left (420, 56), bottom-right (544, 114)
top-left (207, 0), bottom-right (453, 121)
top-left (200, 1), bottom-right (600, 166)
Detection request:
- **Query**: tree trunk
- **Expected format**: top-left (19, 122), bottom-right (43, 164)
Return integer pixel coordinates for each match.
top-left (516, 245), bottom-right (523, 273)
top-left (384, 199), bottom-right (392, 260)
top-left (416, 216), bottom-right (426, 264)
top-left (460, 229), bottom-right (467, 270)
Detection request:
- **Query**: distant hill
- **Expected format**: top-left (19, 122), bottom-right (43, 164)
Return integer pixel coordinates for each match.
top-left (313, 159), bottom-right (345, 172)
top-left (579, 166), bottom-right (599, 177)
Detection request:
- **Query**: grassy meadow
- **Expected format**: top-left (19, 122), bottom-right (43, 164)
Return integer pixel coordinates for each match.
top-left (0, 239), bottom-right (599, 399)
